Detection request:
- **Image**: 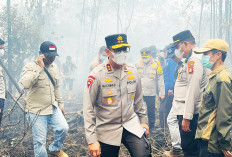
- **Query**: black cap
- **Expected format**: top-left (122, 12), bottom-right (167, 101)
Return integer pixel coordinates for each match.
top-left (40, 41), bottom-right (59, 57)
top-left (166, 43), bottom-right (176, 58)
top-left (140, 47), bottom-right (151, 55)
top-left (105, 34), bottom-right (131, 49)
top-left (172, 30), bottom-right (194, 47)
top-left (99, 46), bottom-right (106, 53)
top-left (0, 38), bottom-right (5, 45)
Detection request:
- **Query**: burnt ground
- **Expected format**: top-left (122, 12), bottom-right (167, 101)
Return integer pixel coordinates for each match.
top-left (0, 93), bottom-right (173, 157)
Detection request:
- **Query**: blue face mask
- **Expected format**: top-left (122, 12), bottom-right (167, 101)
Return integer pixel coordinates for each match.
top-left (201, 55), bottom-right (214, 69)
top-left (100, 55), bottom-right (107, 61)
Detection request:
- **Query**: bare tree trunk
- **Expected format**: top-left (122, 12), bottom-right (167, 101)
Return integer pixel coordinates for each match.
top-left (117, 0), bottom-right (120, 33)
top-left (210, 0), bottom-right (213, 38)
top-left (225, 0), bottom-right (230, 44)
top-left (213, 0), bottom-right (216, 38)
top-left (125, 0), bottom-right (135, 34)
top-left (198, 0), bottom-right (204, 46)
top-left (7, 0), bottom-right (12, 92)
top-left (218, 0), bottom-right (223, 38)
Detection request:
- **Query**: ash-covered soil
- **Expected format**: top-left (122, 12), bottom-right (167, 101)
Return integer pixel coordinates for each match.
top-left (0, 97), bottom-right (172, 157)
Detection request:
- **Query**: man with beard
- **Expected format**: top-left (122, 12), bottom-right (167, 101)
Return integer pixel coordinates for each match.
top-left (21, 41), bottom-right (69, 157)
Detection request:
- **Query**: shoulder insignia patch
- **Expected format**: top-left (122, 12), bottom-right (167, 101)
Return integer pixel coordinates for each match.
top-left (106, 64), bottom-right (112, 72)
top-left (87, 75), bottom-right (96, 88)
top-left (188, 61), bottom-right (195, 74)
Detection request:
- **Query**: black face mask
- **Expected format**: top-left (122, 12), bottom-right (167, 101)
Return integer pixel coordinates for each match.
top-left (44, 56), bottom-right (55, 65)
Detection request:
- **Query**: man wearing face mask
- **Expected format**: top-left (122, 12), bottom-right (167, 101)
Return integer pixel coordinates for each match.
top-left (21, 41), bottom-right (69, 157)
top-left (0, 38), bottom-right (6, 126)
top-left (171, 30), bottom-right (208, 157)
top-left (136, 47), bottom-right (165, 130)
top-left (83, 34), bottom-right (151, 157)
top-left (194, 39), bottom-right (232, 157)
top-left (89, 46), bottom-right (107, 72)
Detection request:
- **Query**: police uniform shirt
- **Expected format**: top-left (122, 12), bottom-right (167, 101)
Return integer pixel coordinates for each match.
top-left (172, 49), bottom-right (208, 120)
top-left (83, 60), bottom-right (148, 146)
top-left (135, 58), bottom-right (165, 96)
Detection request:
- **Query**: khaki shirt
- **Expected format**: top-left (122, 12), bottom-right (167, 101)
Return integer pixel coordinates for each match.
top-left (83, 60), bottom-right (148, 146)
top-left (173, 51), bottom-right (208, 120)
top-left (195, 65), bottom-right (232, 153)
top-left (136, 58), bottom-right (165, 96)
top-left (20, 61), bottom-right (64, 115)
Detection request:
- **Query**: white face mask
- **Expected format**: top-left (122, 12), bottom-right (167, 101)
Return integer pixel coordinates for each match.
top-left (142, 57), bottom-right (150, 63)
top-left (174, 48), bottom-right (184, 60)
top-left (0, 49), bottom-right (4, 57)
top-left (112, 51), bottom-right (127, 65)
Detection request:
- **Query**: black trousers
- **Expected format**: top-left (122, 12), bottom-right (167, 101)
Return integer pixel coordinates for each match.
top-left (99, 129), bottom-right (151, 157)
top-left (143, 96), bottom-right (156, 129)
top-left (177, 114), bottom-right (199, 157)
top-left (198, 139), bottom-right (224, 157)
top-left (159, 94), bottom-right (173, 128)
top-left (64, 78), bottom-right (74, 90)
top-left (0, 98), bottom-right (5, 124)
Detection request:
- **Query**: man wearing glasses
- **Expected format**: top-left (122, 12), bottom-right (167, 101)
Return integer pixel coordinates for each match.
top-left (21, 41), bottom-right (69, 157)
top-left (83, 34), bottom-right (151, 157)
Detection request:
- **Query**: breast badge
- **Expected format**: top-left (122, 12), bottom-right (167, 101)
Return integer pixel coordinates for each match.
top-left (106, 97), bottom-right (113, 105)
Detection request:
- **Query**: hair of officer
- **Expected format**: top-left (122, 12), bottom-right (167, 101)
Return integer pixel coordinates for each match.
top-left (182, 37), bottom-right (196, 45)
top-left (211, 49), bottom-right (227, 62)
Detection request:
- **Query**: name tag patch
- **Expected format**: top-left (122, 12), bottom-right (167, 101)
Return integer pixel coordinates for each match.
top-left (102, 84), bottom-right (116, 88)
top-left (127, 80), bottom-right (136, 84)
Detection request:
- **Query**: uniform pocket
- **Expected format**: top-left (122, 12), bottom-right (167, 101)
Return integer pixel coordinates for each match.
top-left (35, 75), bottom-right (46, 88)
top-left (127, 86), bottom-right (136, 104)
top-left (202, 91), bottom-right (213, 109)
top-left (101, 88), bottom-right (118, 106)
